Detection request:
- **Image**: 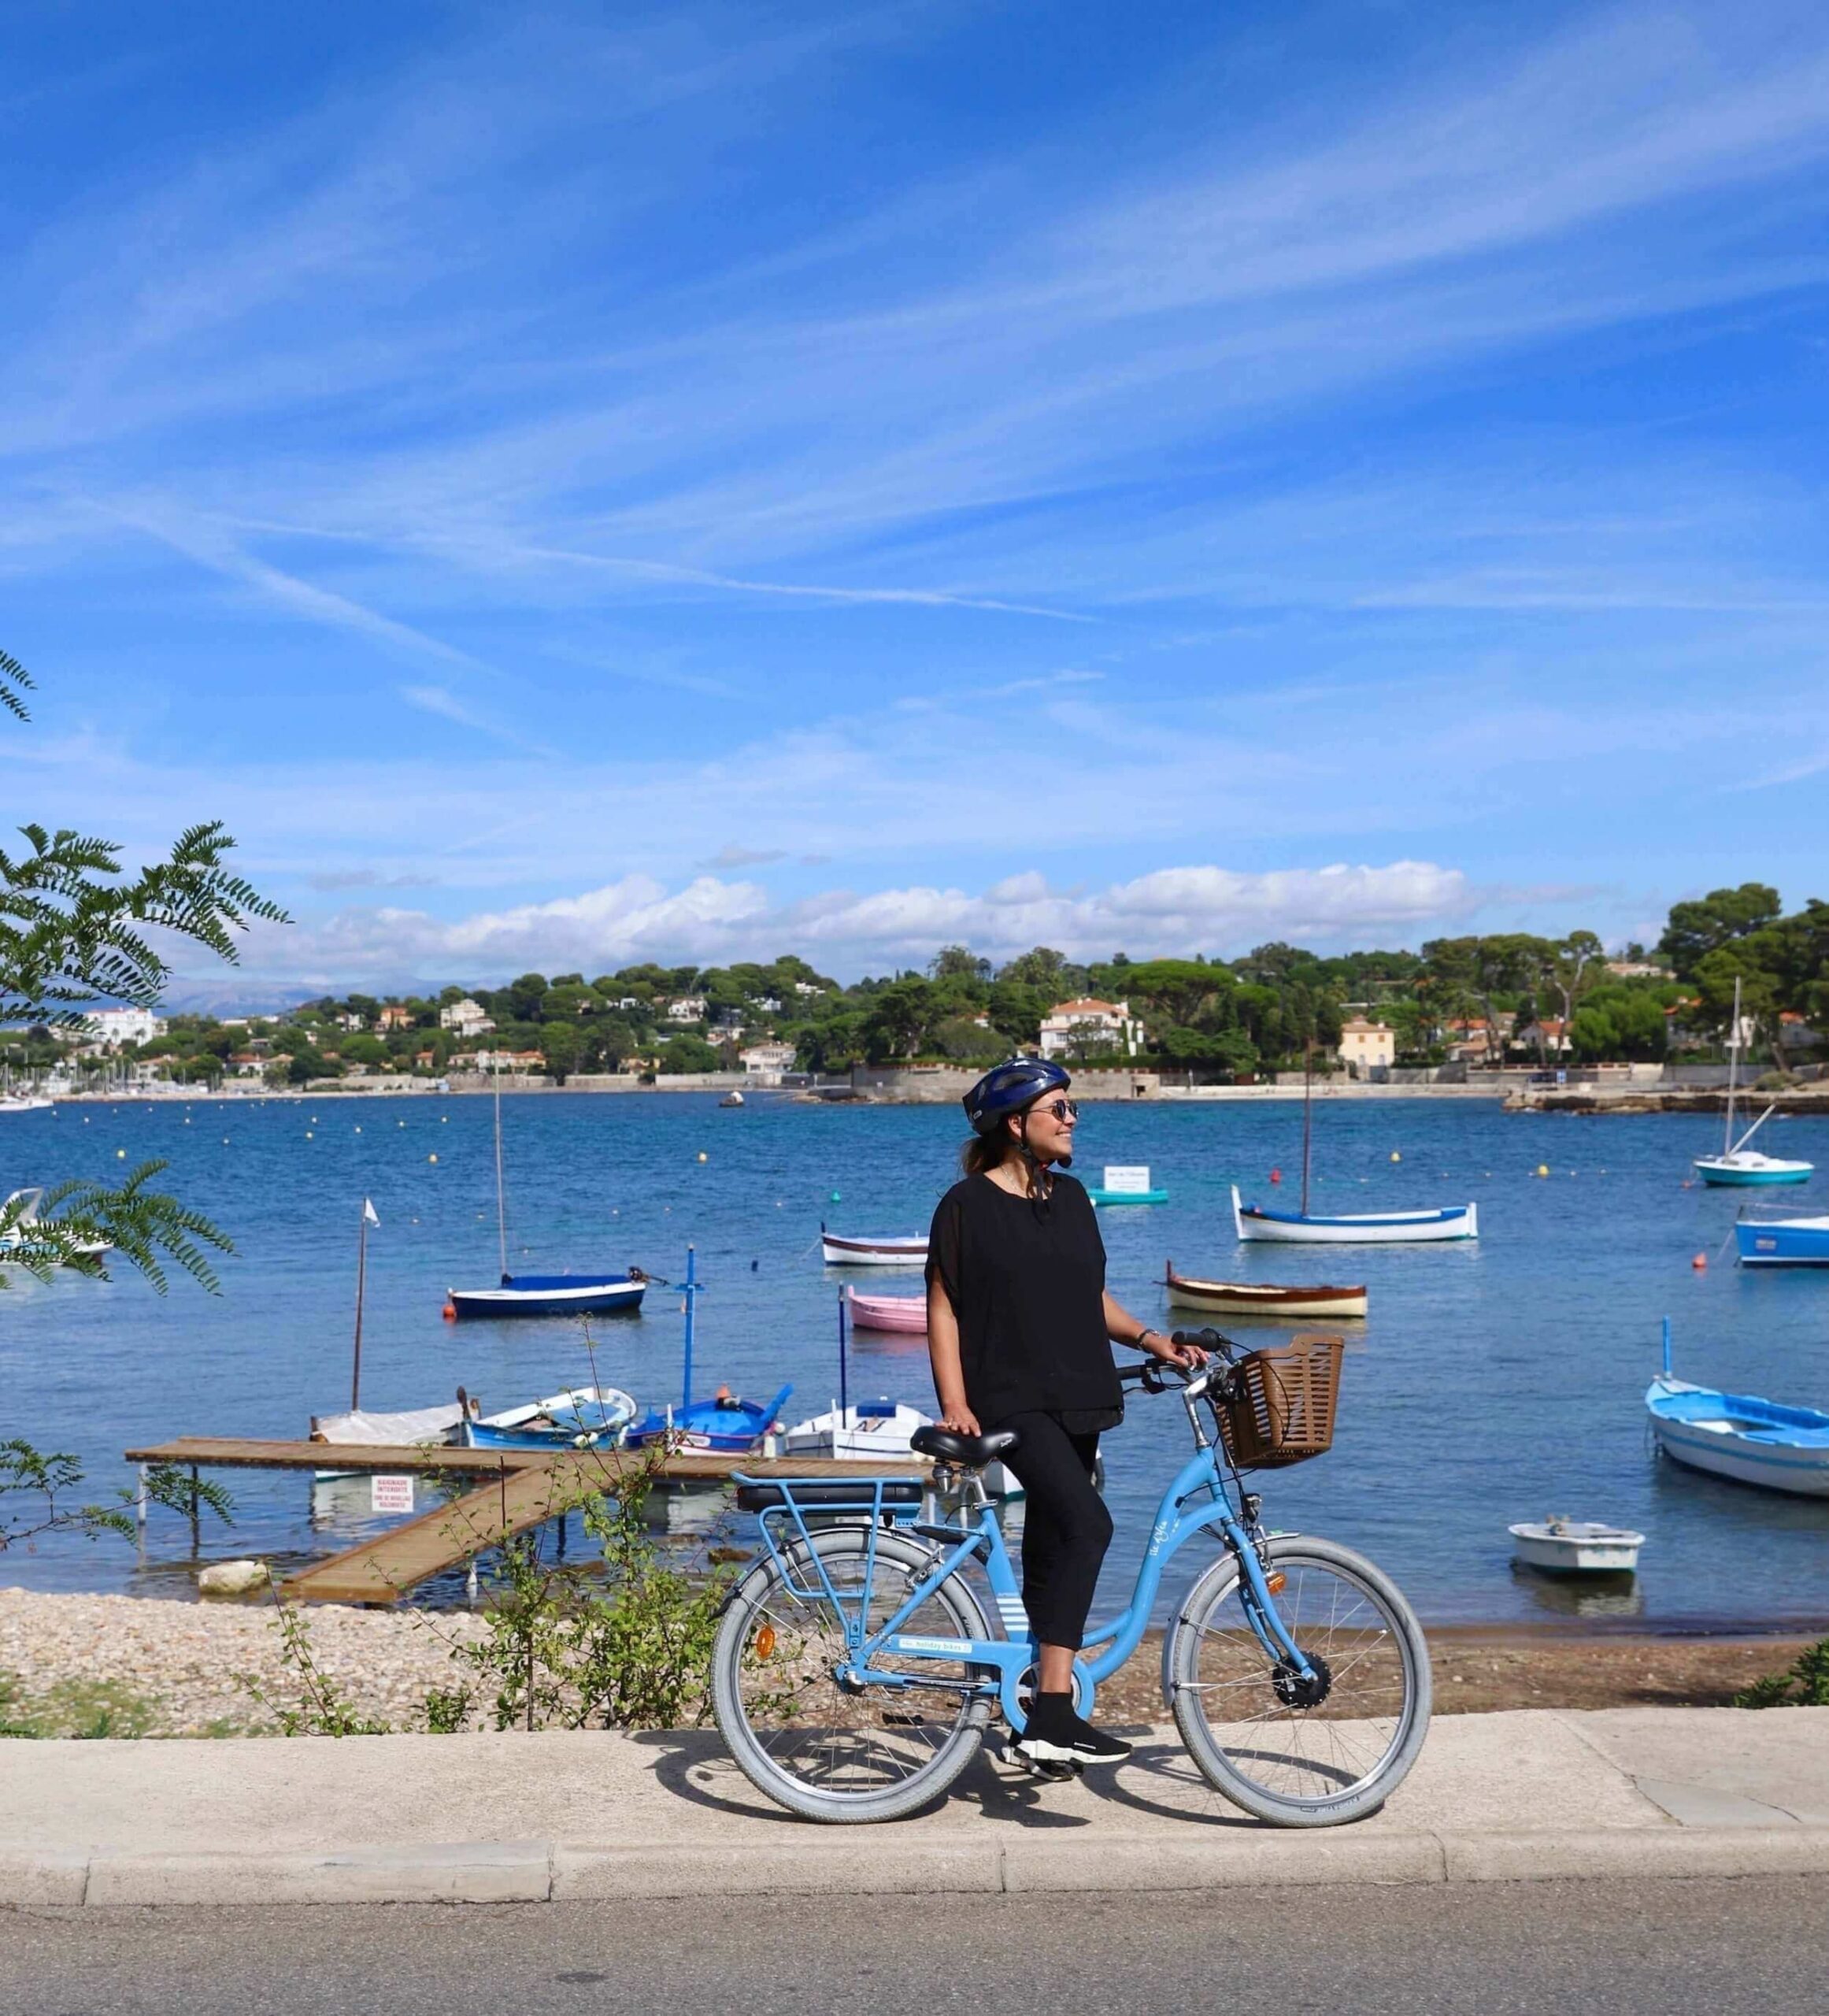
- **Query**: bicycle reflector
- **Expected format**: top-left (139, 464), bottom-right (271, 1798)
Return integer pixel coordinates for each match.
top-left (1265, 1571), bottom-right (1287, 1594)
top-left (754, 1624), bottom-right (777, 1660)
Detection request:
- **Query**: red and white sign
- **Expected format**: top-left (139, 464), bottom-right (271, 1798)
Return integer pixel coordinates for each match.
top-left (370, 1474), bottom-right (415, 1515)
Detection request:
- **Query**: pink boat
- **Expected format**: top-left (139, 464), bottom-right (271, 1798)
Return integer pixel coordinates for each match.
top-left (846, 1286), bottom-right (928, 1335)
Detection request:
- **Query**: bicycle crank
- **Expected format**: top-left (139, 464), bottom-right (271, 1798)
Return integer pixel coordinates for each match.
top-left (1271, 1652), bottom-right (1333, 1709)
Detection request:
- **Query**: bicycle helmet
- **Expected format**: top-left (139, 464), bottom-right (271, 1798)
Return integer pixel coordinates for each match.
top-left (962, 1056), bottom-right (1070, 1135)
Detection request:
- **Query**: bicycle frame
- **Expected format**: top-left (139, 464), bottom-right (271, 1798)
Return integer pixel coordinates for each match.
top-left (738, 1431), bottom-right (1317, 1730)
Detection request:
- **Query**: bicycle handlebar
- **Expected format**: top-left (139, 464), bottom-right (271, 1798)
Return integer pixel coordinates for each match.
top-left (1117, 1328), bottom-right (1243, 1395)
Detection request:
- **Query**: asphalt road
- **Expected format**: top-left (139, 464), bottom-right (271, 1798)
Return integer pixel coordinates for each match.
top-left (5, 1878), bottom-right (1827, 2015)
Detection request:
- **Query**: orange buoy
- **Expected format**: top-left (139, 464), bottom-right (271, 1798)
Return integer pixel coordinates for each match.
top-left (1692, 1253), bottom-right (1708, 1271)
top-left (442, 1301), bottom-right (457, 1320)
top-left (1269, 1168), bottom-right (1282, 1184)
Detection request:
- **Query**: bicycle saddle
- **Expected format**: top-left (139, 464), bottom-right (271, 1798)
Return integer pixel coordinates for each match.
top-left (910, 1425), bottom-right (1018, 1467)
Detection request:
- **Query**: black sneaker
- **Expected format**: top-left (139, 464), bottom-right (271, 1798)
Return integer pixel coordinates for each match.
top-left (1016, 1697), bottom-right (1132, 1766)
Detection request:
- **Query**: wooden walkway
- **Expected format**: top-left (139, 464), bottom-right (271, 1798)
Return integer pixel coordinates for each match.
top-left (125, 1438), bottom-right (926, 1606)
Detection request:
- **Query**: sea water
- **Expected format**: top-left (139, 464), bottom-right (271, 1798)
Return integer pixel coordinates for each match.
top-left (2, 1092), bottom-right (1826, 1626)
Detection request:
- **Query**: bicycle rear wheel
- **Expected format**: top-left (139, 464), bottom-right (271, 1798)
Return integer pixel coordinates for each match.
top-left (1168, 1535), bottom-right (1431, 1826)
top-left (712, 1527), bottom-right (994, 1824)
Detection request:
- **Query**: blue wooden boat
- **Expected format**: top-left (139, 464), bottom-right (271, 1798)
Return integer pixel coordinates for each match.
top-left (463, 1384), bottom-right (638, 1451)
top-left (1646, 1317), bottom-right (1829, 1497)
top-left (622, 1247), bottom-right (792, 1454)
top-left (446, 1273), bottom-right (647, 1319)
top-left (1735, 1214), bottom-right (1829, 1266)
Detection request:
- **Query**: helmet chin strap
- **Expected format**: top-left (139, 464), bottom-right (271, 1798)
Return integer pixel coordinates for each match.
top-left (1014, 1109), bottom-right (1056, 1202)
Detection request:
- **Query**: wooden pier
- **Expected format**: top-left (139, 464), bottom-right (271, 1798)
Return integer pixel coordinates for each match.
top-left (124, 1438), bottom-right (926, 1607)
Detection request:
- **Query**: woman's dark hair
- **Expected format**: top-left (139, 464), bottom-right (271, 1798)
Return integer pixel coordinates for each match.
top-left (960, 1113), bottom-right (1018, 1177)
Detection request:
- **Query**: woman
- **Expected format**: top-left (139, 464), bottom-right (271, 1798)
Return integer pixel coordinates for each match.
top-left (924, 1056), bottom-right (1204, 1766)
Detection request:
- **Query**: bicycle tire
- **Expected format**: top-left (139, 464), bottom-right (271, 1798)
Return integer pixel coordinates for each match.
top-left (1168, 1534), bottom-right (1431, 1826)
top-left (712, 1526), bottom-right (994, 1824)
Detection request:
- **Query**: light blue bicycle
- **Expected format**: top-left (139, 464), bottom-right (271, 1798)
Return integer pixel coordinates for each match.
top-left (713, 1329), bottom-right (1431, 1825)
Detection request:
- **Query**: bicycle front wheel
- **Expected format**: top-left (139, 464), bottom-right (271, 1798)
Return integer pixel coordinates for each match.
top-left (1168, 1535), bottom-right (1431, 1826)
top-left (712, 1526), bottom-right (994, 1824)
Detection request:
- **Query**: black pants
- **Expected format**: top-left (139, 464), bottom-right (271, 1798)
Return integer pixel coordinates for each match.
top-left (991, 1410), bottom-right (1113, 1651)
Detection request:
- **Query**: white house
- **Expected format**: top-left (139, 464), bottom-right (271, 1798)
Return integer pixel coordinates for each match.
top-left (438, 998), bottom-right (495, 1036)
top-left (665, 996), bottom-right (708, 1023)
top-left (1336, 1017), bottom-right (1396, 1073)
top-left (739, 1040), bottom-right (798, 1083)
top-left (80, 1006), bottom-right (166, 1047)
top-left (1038, 998), bottom-right (1142, 1060)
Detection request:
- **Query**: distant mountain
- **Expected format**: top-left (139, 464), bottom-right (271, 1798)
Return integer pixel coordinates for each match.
top-left (157, 980), bottom-right (324, 1019)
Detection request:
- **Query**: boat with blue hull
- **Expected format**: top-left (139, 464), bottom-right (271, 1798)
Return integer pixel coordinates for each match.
top-left (1233, 1184), bottom-right (1477, 1245)
top-left (447, 1273), bottom-right (646, 1319)
top-left (463, 1384), bottom-right (638, 1451)
top-left (1735, 1215), bottom-right (1829, 1266)
top-left (623, 1247), bottom-right (792, 1455)
top-left (446, 1056), bottom-right (647, 1318)
top-left (1646, 1318), bottom-right (1829, 1497)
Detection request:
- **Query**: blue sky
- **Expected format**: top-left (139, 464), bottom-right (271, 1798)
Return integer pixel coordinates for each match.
top-left (6, 0), bottom-right (1828, 992)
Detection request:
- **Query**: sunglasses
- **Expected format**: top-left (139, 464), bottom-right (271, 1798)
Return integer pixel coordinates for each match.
top-left (1031, 1098), bottom-right (1079, 1122)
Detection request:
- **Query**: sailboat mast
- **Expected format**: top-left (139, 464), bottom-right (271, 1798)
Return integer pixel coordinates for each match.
top-left (492, 1051), bottom-right (508, 1281)
top-left (1301, 1036), bottom-right (1314, 1217)
top-left (350, 1202), bottom-right (368, 1411)
top-left (681, 1245), bottom-right (698, 1407)
top-left (1723, 976), bottom-right (1742, 1158)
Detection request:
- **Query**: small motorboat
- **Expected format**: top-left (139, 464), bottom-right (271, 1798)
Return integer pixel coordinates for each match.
top-left (1232, 1185), bottom-right (1476, 1244)
top-left (0, 1187), bottom-right (109, 1262)
top-left (1164, 1262), bottom-right (1367, 1319)
top-left (463, 1384), bottom-right (638, 1451)
top-left (1646, 1317), bottom-right (1829, 1497)
top-left (782, 1396), bottom-right (932, 1460)
top-left (1083, 1164), bottom-right (1168, 1206)
top-left (1509, 1518), bottom-right (1644, 1574)
top-left (622, 1247), bottom-right (791, 1454)
top-left (446, 1272), bottom-right (647, 1319)
top-left (1735, 1214), bottom-right (1829, 1266)
top-left (719, 1090), bottom-right (746, 1108)
top-left (820, 1225), bottom-right (928, 1267)
top-left (846, 1286), bottom-right (929, 1333)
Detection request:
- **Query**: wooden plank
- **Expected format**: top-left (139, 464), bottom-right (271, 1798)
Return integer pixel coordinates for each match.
top-left (126, 1436), bottom-right (926, 1482)
top-left (279, 1448), bottom-right (927, 1606)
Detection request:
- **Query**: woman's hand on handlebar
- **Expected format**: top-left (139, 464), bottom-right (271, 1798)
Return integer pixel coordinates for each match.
top-left (1141, 1326), bottom-right (1208, 1371)
top-left (936, 1396), bottom-right (980, 1435)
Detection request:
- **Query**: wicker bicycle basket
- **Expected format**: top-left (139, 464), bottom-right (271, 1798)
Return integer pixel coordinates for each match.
top-left (1214, 1332), bottom-right (1344, 1469)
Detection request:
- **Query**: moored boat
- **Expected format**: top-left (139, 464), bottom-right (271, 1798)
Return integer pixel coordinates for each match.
top-left (782, 1396), bottom-right (931, 1460)
top-left (1231, 1185), bottom-right (1476, 1245)
top-left (1164, 1262), bottom-right (1368, 1318)
top-left (1083, 1164), bottom-right (1168, 1206)
top-left (463, 1384), bottom-right (637, 1451)
top-left (446, 1272), bottom-right (647, 1319)
top-left (820, 1225), bottom-right (928, 1267)
top-left (622, 1247), bottom-right (791, 1454)
top-left (846, 1285), bottom-right (929, 1333)
top-left (1646, 1319), bottom-right (1829, 1497)
top-left (1509, 1519), bottom-right (1644, 1574)
top-left (1694, 976), bottom-right (1812, 1187)
top-left (1735, 1214), bottom-right (1829, 1266)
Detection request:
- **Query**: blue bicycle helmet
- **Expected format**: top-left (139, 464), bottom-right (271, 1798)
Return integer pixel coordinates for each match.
top-left (962, 1056), bottom-right (1070, 1135)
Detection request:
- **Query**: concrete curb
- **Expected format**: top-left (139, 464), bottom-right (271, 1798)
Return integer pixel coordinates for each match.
top-left (7, 1827), bottom-right (1829, 1907)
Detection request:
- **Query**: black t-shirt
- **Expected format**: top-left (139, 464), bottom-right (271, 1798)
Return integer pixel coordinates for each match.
top-left (926, 1172), bottom-right (1123, 1430)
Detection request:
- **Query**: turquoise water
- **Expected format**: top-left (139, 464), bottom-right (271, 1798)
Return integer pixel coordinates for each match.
top-left (3, 1093), bottom-right (1827, 1626)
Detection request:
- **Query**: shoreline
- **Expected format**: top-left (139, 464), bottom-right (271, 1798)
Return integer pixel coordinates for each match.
top-left (1, 1588), bottom-right (1819, 1736)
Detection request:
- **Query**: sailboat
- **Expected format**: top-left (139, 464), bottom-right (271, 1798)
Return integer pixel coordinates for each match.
top-left (444, 1054), bottom-right (649, 1317)
top-left (1693, 977), bottom-right (1812, 1187)
top-left (1232, 1040), bottom-right (1477, 1244)
top-left (622, 1247), bottom-right (791, 1453)
top-left (783, 1292), bottom-right (932, 1459)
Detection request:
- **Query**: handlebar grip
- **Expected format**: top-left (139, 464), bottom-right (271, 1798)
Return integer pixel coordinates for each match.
top-left (1171, 1325), bottom-right (1236, 1357)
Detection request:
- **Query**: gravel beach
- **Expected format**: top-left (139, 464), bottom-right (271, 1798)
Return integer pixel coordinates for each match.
top-left (1, 1588), bottom-right (1820, 1737)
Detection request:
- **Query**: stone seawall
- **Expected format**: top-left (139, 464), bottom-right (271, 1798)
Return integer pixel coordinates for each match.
top-left (849, 1065), bottom-right (1160, 1103)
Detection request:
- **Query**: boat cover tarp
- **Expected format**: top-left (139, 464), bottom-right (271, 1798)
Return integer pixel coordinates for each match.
top-left (311, 1404), bottom-right (465, 1445)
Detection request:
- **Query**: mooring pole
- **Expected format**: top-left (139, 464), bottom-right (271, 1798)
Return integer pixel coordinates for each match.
top-left (136, 1464), bottom-right (148, 1531)
top-left (188, 1465), bottom-right (201, 1553)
